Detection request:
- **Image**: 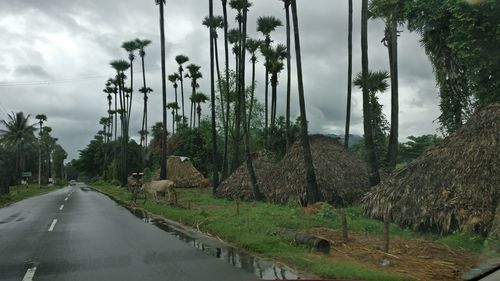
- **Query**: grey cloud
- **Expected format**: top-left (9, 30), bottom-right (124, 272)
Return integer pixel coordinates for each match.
top-left (14, 65), bottom-right (51, 79)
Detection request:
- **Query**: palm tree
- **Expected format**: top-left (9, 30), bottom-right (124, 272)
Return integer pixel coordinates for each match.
top-left (139, 86), bottom-right (153, 148)
top-left (35, 114), bottom-right (47, 187)
top-left (168, 73), bottom-right (181, 120)
top-left (209, 0), bottom-right (220, 191)
top-left (257, 16), bottom-right (282, 136)
top-left (281, 0), bottom-right (292, 149)
top-left (121, 40), bottom-right (139, 123)
top-left (185, 64), bottom-right (203, 129)
top-left (135, 38), bottom-right (153, 149)
top-left (290, 0), bottom-right (320, 205)
top-left (238, 0), bottom-right (263, 200)
top-left (361, 0), bottom-right (380, 186)
top-left (246, 38), bottom-right (262, 131)
top-left (175, 54), bottom-right (190, 123)
top-left (344, 0), bottom-right (353, 150)
top-left (192, 93), bottom-right (209, 128)
top-left (156, 0), bottom-right (168, 180)
top-left (103, 83), bottom-right (114, 142)
top-left (0, 112), bottom-right (35, 183)
top-left (354, 70), bottom-right (390, 166)
top-left (221, 0), bottom-right (231, 180)
top-left (261, 43), bottom-right (287, 135)
top-left (166, 102), bottom-right (180, 134)
top-left (369, 0), bottom-right (404, 171)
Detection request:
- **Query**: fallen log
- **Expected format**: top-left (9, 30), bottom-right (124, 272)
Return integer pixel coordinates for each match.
top-left (280, 229), bottom-right (330, 254)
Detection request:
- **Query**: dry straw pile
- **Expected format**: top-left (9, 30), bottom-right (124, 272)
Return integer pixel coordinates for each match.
top-left (362, 103), bottom-right (500, 235)
top-left (154, 156), bottom-right (207, 188)
top-left (217, 135), bottom-right (370, 205)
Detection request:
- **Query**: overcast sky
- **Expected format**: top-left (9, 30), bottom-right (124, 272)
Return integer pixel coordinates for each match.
top-left (0, 0), bottom-right (440, 161)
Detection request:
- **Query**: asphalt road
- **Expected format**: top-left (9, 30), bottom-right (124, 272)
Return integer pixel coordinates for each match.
top-left (0, 184), bottom-right (257, 281)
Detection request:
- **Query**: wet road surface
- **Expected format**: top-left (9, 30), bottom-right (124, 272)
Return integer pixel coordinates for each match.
top-left (0, 184), bottom-right (257, 281)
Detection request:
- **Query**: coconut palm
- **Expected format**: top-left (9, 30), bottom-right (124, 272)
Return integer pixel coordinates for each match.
top-left (121, 40), bottom-right (139, 123)
top-left (0, 112), bottom-right (35, 183)
top-left (135, 38), bottom-right (152, 149)
top-left (290, 0), bottom-right (319, 205)
top-left (185, 64), bottom-right (203, 129)
top-left (257, 16), bottom-right (282, 135)
top-left (157, 0), bottom-right (168, 180)
top-left (246, 38), bottom-right (262, 131)
top-left (175, 54), bottom-right (190, 123)
top-left (344, 0), bottom-right (353, 149)
top-left (361, 0), bottom-right (380, 186)
top-left (261, 43), bottom-right (287, 135)
top-left (166, 102), bottom-right (180, 134)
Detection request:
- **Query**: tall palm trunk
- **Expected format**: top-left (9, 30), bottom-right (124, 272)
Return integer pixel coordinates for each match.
top-left (291, 0), bottom-right (320, 206)
top-left (171, 110), bottom-right (175, 134)
top-left (179, 70), bottom-right (186, 122)
top-left (127, 57), bottom-right (134, 123)
top-left (344, 0), bottom-right (353, 149)
top-left (231, 20), bottom-right (242, 173)
top-left (221, 0), bottom-right (231, 180)
top-left (285, 0), bottom-right (292, 149)
top-left (248, 55), bottom-right (256, 131)
top-left (240, 4), bottom-right (262, 200)
top-left (114, 88), bottom-right (118, 142)
top-left (361, 0), bottom-right (380, 186)
top-left (197, 103), bottom-right (201, 128)
top-left (270, 73), bottom-right (278, 132)
top-left (140, 53), bottom-right (149, 150)
top-left (386, 20), bottom-right (399, 171)
top-left (120, 73), bottom-right (129, 186)
top-left (158, 0), bottom-right (168, 180)
top-left (264, 37), bottom-right (270, 140)
top-left (214, 34), bottom-right (225, 127)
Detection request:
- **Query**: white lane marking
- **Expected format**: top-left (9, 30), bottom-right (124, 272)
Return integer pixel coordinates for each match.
top-left (22, 266), bottom-right (37, 281)
top-left (64, 197), bottom-right (68, 201)
top-left (59, 204), bottom-right (64, 211)
top-left (48, 219), bottom-right (58, 232)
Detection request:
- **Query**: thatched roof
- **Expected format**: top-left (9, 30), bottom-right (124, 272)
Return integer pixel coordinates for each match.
top-left (362, 103), bottom-right (500, 235)
top-left (154, 156), bottom-right (206, 188)
top-left (489, 202), bottom-right (500, 239)
top-left (217, 135), bottom-right (370, 205)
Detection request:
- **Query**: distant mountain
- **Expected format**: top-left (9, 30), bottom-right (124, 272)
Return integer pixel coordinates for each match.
top-left (326, 134), bottom-right (362, 147)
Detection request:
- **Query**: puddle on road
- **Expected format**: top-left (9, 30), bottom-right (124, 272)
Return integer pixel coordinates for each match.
top-left (130, 207), bottom-right (305, 280)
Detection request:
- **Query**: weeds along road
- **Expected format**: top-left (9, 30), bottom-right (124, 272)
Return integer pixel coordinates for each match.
top-left (0, 183), bottom-right (256, 281)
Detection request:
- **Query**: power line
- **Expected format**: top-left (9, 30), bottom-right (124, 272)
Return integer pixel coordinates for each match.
top-left (0, 67), bottom-right (161, 88)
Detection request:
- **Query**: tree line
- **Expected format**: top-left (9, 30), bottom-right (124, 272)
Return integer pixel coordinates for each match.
top-left (74, 0), bottom-right (499, 206)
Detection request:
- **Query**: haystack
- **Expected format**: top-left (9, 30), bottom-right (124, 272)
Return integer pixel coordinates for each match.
top-left (154, 156), bottom-right (207, 188)
top-left (216, 150), bottom-right (278, 200)
top-left (362, 103), bottom-right (500, 235)
top-left (217, 135), bottom-right (370, 205)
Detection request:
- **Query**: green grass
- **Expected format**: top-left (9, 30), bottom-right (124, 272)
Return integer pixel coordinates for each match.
top-left (93, 184), bottom-right (496, 281)
top-left (0, 184), bottom-right (65, 207)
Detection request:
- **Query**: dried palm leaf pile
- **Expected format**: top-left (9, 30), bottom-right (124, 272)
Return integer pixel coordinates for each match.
top-left (217, 135), bottom-right (370, 205)
top-left (154, 156), bottom-right (207, 188)
top-left (362, 103), bottom-right (500, 235)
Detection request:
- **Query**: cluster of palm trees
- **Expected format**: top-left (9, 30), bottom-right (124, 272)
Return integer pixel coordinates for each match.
top-left (0, 112), bottom-right (67, 193)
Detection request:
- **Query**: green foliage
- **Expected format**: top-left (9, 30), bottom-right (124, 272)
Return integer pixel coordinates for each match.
top-left (398, 134), bottom-right (443, 164)
top-left (0, 184), bottom-right (63, 207)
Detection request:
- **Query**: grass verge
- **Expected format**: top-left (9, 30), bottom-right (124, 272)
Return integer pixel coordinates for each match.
top-left (0, 184), bottom-right (65, 208)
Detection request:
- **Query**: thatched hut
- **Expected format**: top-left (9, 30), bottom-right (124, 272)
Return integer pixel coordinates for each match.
top-left (216, 150), bottom-right (278, 200)
top-left (217, 135), bottom-right (371, 205)
top-left (362, 103), bottom-right (500, 235)
top-left (154, 156), bottom-right (207, 188)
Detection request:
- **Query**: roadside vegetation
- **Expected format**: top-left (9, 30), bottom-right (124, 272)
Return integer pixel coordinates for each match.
top-left (94, 184), bottom-right (498, 281)
top-left (0, 184), bottom-right (65, 208)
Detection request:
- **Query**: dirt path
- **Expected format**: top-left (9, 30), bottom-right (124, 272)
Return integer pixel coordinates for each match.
top-left (301, 228), bottom-right (488, 281)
